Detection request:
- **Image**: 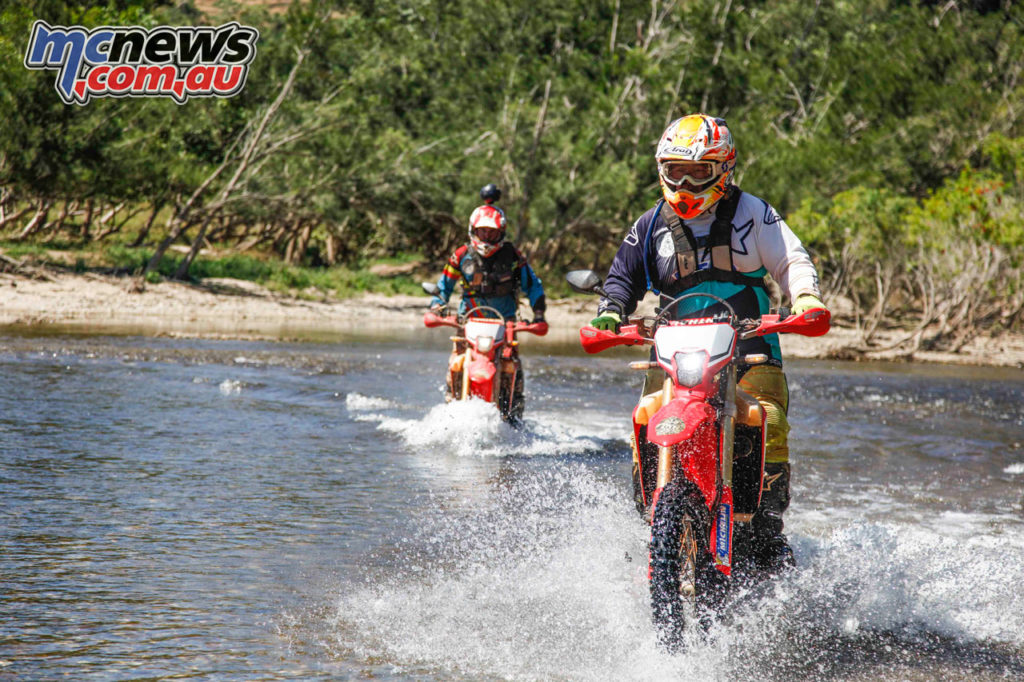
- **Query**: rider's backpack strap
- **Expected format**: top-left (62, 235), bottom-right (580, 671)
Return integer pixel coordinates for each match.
top-left (659, 187), bottom-right (765, 293)
top-left (658, 201), bottom-right (698, 280)
top-left (708, 187), bottom-right (741, 275)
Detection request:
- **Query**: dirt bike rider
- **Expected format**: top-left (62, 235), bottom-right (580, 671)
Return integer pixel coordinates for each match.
top-left (428, 184), bottom-right (547, 403)
top-left (591, 114), bottom-right (828, 572)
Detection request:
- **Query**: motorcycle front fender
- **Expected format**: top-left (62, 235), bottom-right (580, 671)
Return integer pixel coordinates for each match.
top-left (467, 352), bottom-right (497, 402)
top-left (649, 399), bottom-right (720, 512)
top-left (647, 400), bottom-right (716, 448)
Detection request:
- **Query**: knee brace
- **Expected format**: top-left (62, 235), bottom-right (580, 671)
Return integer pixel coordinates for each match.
top-left (738, 365), bottom-right (790, 464)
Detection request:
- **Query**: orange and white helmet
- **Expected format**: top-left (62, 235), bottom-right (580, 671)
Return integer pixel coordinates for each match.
top-left (468, 204), bottom-right (507, 257)
top-left (656, 114), bottom-right (736, 219)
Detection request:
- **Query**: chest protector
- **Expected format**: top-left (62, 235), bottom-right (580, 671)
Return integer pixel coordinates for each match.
top-left (659, 187), bottom-right (767, 297)
top-left (463, 243), bottom-right (522, 298)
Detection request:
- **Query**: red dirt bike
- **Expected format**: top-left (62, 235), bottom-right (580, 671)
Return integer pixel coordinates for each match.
top-left (567, 269), bottom-right (830, 648)
top-left (422, 285), bottom-right (548, 425)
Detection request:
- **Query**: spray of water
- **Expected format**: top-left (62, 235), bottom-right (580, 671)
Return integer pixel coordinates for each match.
top-left (345, 393), bottom-right (621, 458)
top-left (329, 395), bottom-right (1024, 680)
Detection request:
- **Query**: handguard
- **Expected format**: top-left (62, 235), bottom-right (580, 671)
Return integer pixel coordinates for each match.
top-left (748, 308), bottom-right (831, 338)
top-left (516, 320), bottom-right (549, 337)
top-left (579, 324), bottom-right (650, 354)
top-left (424, 311), bottom-right (460, 329)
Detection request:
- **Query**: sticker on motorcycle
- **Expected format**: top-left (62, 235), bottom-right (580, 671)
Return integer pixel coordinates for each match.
top-left (714, 502), bottom-right (731, 566)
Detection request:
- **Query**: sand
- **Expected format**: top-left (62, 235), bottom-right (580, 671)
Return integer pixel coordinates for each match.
top-left (1, 269), bottom-right (1021, 368)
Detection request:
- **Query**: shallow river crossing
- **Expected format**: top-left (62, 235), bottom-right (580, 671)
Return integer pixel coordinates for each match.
top-left (2, 331), bottom-right (1023, 681)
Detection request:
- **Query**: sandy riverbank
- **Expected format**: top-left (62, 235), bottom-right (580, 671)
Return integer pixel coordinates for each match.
top-left (1, 269), bottom-right (1021, 367)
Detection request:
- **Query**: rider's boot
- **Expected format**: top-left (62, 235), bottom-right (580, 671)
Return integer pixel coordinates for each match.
top-left (752, 462), bottom-right (795, 571)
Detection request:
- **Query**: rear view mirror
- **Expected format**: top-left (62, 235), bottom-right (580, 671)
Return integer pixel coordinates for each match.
top-left (565, 269), bottom-right (604, 295)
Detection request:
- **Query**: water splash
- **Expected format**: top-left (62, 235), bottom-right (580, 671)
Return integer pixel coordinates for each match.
top-left (344, 393), bottom-right (396, 412)
top-left (345, 393), bottom-right (623, 458)
top-left (324, 465), bottom-right (1024, 681)
top-left (218, 379), bottom-right (244, 395)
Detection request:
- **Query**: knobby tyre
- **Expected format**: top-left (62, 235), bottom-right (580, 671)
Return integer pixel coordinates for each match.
top-left (499, 371), bottom-right (524, 426)
top-left (649, 479), bottom-right (719, 651)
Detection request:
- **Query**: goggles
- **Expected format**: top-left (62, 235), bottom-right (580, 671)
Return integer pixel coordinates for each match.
top-left (472, 226), bottom-right (504, 244)
top-left (658, 160), bottom-right (720, 188)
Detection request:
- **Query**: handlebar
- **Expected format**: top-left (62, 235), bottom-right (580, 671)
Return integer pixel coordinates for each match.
top-left (578, 308), bottom-right (830, 354)
top-left (423, 312), bottom-right (549, 337)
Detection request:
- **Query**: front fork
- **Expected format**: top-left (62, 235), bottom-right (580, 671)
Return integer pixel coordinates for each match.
top-left (714, 364), bottom-right (737, 575)
top-left (652, 367), bottom-right (738, 576)
top-left (455, 346), bottom-right (515, 404)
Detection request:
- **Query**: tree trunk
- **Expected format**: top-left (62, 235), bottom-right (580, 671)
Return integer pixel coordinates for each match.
top-left (146, 214), bottom-right (192, 275)
top-left (129, 202), bottom-right (162, 247)
top-left (17, 199), bottom-right (52, 240)
top-left (80, 199), bottom-right (95, 240)
top-left (174, 214), bottom-right (214, 279)
top-left (0, 203), bottom-right (32, 231)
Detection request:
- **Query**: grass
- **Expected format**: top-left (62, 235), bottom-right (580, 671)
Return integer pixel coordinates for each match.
top-left (1, 240), bottom-right (428, 300)
top-left (0, 236), bottom-right (589, 300)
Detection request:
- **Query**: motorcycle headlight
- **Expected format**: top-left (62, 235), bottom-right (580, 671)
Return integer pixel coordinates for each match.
top-left (674, 351), bottom-right (706, 387)
top-left (476, 335), bottom-right (494, 352)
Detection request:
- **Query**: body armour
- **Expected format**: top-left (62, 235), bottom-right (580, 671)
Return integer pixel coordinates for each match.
top-left (463, 243), bottom-right (524, 298)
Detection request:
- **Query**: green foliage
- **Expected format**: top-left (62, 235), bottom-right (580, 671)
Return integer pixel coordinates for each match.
top-left (0, 242), bottom-right (48, 259)
top-left (101, 242), bottom-right (421, 295)
top-left (790, 187), bottom-right (915, 253)
top-left (1, 0), bottom-right (1023, 329)
top-left (190, 254), bottom-right (275, 281)
top-left (907, 168), bottom-right (1024, 252)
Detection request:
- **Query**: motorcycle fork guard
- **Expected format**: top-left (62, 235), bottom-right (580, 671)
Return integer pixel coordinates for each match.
top-left (631, 386), bottom-right (666, 510)
top-left (497, 356), bottom-right (519, 417)
top-left (711, 486), bottom-right (733, 576)
top-left (460, 348), bottom-right (472, 400)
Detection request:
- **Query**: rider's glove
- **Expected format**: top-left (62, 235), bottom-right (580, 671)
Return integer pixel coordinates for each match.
top-left (590, 312), bottom-right (621, 332)
top-left (429, 303), bottom-right (444, 315)
top-left (791, 293), bottom-right (826, 316)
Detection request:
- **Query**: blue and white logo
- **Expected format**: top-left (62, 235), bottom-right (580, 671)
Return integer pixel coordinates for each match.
top-left (715, 502), bottom-right (731, 563)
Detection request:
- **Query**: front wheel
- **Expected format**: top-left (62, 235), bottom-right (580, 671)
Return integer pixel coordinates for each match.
top-left (498, 370), bottom-right (524, 426)
top-left (649, 481), bottom-right (722, 650)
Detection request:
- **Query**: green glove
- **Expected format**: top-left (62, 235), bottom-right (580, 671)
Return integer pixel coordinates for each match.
top-left (590, 312), bottom-right (621, 332)
top-left (791, 293), bottom-right (826, 316)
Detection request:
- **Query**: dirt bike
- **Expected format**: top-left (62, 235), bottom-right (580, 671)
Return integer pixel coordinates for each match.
top-left (566, 269), bottom-right (830, 649)
top-left (422, 283), bottom-right (548, 424)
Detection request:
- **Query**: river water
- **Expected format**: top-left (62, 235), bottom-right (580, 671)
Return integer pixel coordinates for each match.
top-left (1, 330), bottom-right (1023, 681)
